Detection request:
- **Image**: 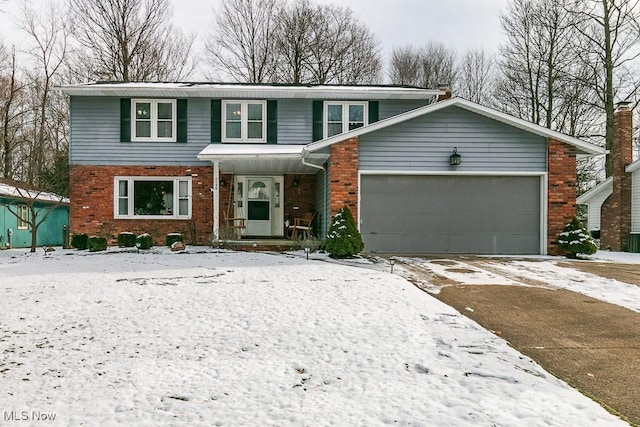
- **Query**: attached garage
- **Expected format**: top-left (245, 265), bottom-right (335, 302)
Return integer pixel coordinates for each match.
top-left (360, 174), bottom-right (543, 254)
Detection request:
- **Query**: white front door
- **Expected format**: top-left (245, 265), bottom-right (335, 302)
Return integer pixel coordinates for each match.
top-left (236, 176), bottom-right (284, 237)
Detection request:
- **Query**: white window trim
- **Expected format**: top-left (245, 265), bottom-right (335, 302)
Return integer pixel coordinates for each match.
top-left (17, 204), bottom-right (29, 229)
top-left (323, 101), bottom-right (368, 139)
top-left (113, 176), bottom-right (192, 219)
top-left (222, 100), bottom-right (267, 143)
top-left (131, 99), bottom-right (177, 142)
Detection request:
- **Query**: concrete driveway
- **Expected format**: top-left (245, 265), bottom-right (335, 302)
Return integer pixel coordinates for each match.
top-left (398, 257), bottom-right (640, 426)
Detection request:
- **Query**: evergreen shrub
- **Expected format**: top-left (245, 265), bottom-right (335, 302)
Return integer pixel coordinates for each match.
top-left (166, 233), bottom-right (183, 247)
top-left (558, 217), bottom-right (597, 259)
top-left (117, 232), bottom-right (136, 247)
top-left (136, 233), bottom-right (154, 250)
top-left (88, 236), bottom-right (108, 252)
top-left (71, 233), bottom-right (88, 250)
top-left (325, 206), bottom-right (364, 258)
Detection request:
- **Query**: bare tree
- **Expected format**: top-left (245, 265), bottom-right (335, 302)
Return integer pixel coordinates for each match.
top-left (69, 0), bottom-right (194, 82)
top-left (19, 2), bottom-right (69, 187)
top-left (456, 48), bottom-right (496, 104)
top-left (570, 0), bottom-right (640, 176)
top-left (388, 42), bottom-right (457, 88)
top-left (206, 0), bottom-right (280, 83)
top-left (207, 0), bottom-right (381, 84)
top-left (0, 46), bottom-right (24, 179)
top-left (388, 46), bottom-right (422, 86)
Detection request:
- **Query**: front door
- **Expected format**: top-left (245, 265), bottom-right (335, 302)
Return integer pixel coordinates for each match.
top-left (236, 176), bottom-right (284, 237)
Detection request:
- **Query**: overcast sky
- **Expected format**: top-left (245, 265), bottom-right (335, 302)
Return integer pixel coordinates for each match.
top-left (1, 0), bottom-right (511, 79)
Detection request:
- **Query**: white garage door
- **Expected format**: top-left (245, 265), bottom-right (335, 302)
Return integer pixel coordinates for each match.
top-left (360, 175), bottom-right (542, 254)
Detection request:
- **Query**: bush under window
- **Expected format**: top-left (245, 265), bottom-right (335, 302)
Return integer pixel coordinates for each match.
top-left (136, 233), bottom-right (154, 250)
top-left (88, 236), bottom-right (108, 252)
top-left (118, 232), bottom-right (136, 247)
top-left (166, 233), bottom-right (183, 247)
top-left (71, 233), bottom-right (88, 250)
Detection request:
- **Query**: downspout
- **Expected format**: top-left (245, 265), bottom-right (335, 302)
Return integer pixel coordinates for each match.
top-left (213, 160), bottom-right (220, 241)
top-left (301, 150), bottom-right (328, 239)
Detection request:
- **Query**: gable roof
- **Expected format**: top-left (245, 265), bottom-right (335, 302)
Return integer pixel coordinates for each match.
top-left (303, 97), bottom-right (605, 156)
top-left (0, 178), bottom-right (69, 204)
top-left (57, 81), bottom-right (443, 101)
top-left (576, 177), bottom-right (612, 205)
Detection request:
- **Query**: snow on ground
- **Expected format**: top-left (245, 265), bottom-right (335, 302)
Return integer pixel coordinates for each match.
top-left (397, 252), bottom-right (640, 314)
top-left (0, 248), bottom-right (625, 426)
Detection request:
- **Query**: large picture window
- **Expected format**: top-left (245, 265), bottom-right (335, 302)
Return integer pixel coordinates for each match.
top-left (222, 100), bottom-right (266, 142)
top-left (132, 99), bottom-right (177, 142)
top-left (17, 205), bottom-right (29, 229)
top-left (324, 101), bottom-right (367, 138)
top-left (114, 177), bottom-right (191, 219)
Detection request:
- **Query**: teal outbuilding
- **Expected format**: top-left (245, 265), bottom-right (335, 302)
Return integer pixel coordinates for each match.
top-left (0, 179), bottom-right (69, 249)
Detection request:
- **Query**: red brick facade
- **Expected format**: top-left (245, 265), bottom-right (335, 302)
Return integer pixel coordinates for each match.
top-left (547, 138), bottom-right (577, 255)
top-left (69, 165), bottom-right (224, 245)
top-left (601, 106), bottom-right (633, 251)
top-left (283, 174), bottom-right (316, 225)
top-left (328, 137), bottom-right (359, 219)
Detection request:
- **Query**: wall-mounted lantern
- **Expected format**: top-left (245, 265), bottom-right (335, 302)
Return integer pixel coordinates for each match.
top-left (219, 178), bottom-right (226, 187)
top-left (450, 147), bottom-right (461, 166)
top-left (292, 177), bottom-right (299, 188)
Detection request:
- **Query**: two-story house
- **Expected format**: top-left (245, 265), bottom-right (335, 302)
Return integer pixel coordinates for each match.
top-left (59, 82), bottom-right (603, 255)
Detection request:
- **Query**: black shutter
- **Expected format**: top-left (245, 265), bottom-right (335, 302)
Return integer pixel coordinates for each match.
top-left (177, 99), bottom-right (187, 142)
top-left (120, 98), bottom-right (131, 142)
top-left (368, 101), bottom-right (379, 124)
top-left (267, 100), bottom-right (277, 144)
top-left (211, 99), bottom-right (221, 143)
top-left (312, 100), bottom-right (323, 141)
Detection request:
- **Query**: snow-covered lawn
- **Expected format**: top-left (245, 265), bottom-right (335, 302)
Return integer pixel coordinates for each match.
top-left (0, 248), bottom-right (627, 426)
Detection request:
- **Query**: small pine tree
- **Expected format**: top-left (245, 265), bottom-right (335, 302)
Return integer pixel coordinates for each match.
top-left (558, 217), bottom-right (597, 259)
top-left (325, 206), bottom-right (364, 258)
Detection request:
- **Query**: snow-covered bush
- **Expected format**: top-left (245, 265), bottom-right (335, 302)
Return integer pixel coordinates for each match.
top-left (166, 233), bottom-right (183, 247)
top-left (71, 233), bottom-right (88, 250)
top-left (558, 217), bottom-right (597, 259)
top-left (325, 206), bottom-right (364, 258)
top-left (117, 232), bottom-right (136, 247)
top-left (136, 233), bottom-right (154, 250)
top-left (88, 236), bottom-right (107, 252)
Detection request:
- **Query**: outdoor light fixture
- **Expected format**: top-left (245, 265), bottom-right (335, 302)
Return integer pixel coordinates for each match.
top-left (389, 257), bottom-right (396, 274)
top-left (450, 147), bottom-right (461, 166)
top-left (219, 178), bottom-right (226, 187)
top-left (304, 246), bottom-right (310, 260)
top-left (292, 177), bottom-right (299, 188)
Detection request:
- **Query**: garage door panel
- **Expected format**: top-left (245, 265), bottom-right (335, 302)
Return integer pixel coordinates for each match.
top-left (360, 175), bottom-right (541, 254)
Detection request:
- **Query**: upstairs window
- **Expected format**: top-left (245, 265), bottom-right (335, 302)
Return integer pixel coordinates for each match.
top-left (222, 100), bottom-right (266, 143)
top-left (132, 99), bottom-right (177, 142)
top-left (114, 177), bottom-right (191, 219)
top-left (324, 101), bottom-right (367, 138)
top-left (17, 205), bottom-right (29, 229)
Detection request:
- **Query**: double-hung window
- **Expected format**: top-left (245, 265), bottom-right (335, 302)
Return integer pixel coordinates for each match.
top-left (114, 177), bottom-right (191, 219)
top-left (222, 100), bottom-right (266, 142)
top-left (132, 99), bottom-right (177, 142)
top-left (17, 205), bottom-right (29, 229)
top-left (324, 101), bottom-right (367, 138)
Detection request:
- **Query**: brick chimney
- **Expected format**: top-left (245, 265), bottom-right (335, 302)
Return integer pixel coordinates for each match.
top-left (436, 83), bottom-right (452, 101)
top-left (600, 104), bottom-right (633, 251)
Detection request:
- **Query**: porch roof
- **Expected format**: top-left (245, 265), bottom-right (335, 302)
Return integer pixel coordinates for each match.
top-left (197, 144), bottom-right (328, 175)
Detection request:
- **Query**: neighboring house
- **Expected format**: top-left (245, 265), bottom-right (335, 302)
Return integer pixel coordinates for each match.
top-left (0, 178), bottom-right (69, 248)
top-left (577, 105), bottom-right (640, 252)
top-left (59, 82), bottom-right (604, 255)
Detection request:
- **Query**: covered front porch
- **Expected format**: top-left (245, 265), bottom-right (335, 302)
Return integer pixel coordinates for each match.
top-left (197, 144), bottom-right (329, 243)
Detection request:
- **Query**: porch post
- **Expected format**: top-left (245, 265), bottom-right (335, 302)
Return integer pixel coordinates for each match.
top-left (213, 160), bottom-right (220, 241)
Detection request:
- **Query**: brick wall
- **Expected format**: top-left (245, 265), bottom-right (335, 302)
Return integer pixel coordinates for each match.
top-left (601, 106), bottom-right (633, 251)
top-left (547, 138), bottom-right (577, 255)
top-left (69, 165), bottom-right (226, 245)
top-left (328, 137), bottom-right (359, 219)
top-left (283, 174), bottom-right (316, 225)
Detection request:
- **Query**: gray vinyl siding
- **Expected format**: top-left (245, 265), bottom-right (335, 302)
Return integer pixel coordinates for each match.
top-left (359, 106), bottom-right (547, 172)
top-left (378, 100), bottom-right (431, 120)
top-left (277, 99), bottom-right (313, 144)
top-left (70, 96), bottom-right (211, 165)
